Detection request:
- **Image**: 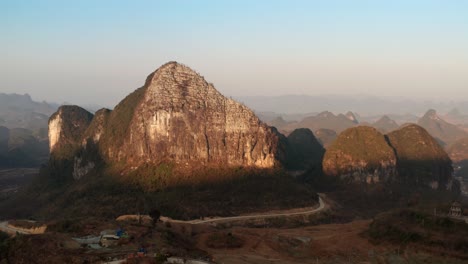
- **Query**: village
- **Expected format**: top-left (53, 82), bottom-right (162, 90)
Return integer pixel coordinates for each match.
top-left (1, 196), bottom-right (467, 263)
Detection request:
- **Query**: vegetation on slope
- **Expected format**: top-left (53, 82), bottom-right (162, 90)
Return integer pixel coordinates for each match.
top-left (0, 166), bottom-right (318, 221)
top-left (100, 87), bottom-right (146, 153)
top-left (386, 124), bottom-right (453, 186)
top-left (368, 209), bottom-right (468, 258)
top-left (323, 126), bottom-right (396, 176)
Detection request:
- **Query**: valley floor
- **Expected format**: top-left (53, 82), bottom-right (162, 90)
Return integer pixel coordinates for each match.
top-left (196, 220), bottom-right (466, 264)
top-left (0, 167), bottom-right (38, 200)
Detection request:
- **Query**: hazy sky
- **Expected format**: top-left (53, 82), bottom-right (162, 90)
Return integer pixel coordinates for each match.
top-left (1, 0), bottom-right (467, 107)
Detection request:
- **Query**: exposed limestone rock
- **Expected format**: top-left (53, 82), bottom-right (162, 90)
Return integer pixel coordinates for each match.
top-left (98, 62), bottom-right (284, 168)
top-left (48, 105), bottom-right (94, 156)
top-left (72, 157), bottom-right (95, 180)
top-left (48, 114), bottom-right (62, 152)
top-left (48, 62), bottom-right (287, 182)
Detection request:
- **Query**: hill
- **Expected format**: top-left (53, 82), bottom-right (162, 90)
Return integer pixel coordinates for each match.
top-left (285, 128), bottom-right (324, 170)
top-left (372, 115), bottom-right (399, 133)
top-left (322, 125), bottom-right (456, 190)
top-left (314, 128), bottom-right (337, 148)
top-left (0, 126), bottom-right (49, 168)
top-left (448, 137), bottom-right (468, 163)
top-left (284, 111), bottom-right (357, 134)
top-left (417, 109), bottom-right (468, 146)
top-left (0, 93), bottom-right (58, 132)
top-left (1, 62), bottom-right (320, 220)
top-left (49, 62), bottom-right (287, 184)
top-left (322, 126), bottom-right (397, 183)
top-left (387, 124), bottom-right (453, 189)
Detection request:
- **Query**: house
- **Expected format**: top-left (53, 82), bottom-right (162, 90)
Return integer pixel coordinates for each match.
top-left (449, 201), bottom-right (462, 217)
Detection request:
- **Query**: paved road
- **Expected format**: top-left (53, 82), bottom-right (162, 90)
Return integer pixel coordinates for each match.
top-left (161, 194), bottom-right (327, 225)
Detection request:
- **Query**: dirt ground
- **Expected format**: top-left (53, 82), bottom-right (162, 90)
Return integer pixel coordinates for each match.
top-left (195, 220), bottom-right (466, 264)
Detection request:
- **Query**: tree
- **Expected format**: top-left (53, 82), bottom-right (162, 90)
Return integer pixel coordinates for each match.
top-left (149, 209), bottom-right (161, 227)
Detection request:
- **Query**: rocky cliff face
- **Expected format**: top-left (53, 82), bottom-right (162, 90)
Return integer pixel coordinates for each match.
top-left (49, 62), bottom-right (286, 181)
top-left (48, 106), bottom-right (94, 156)
top-left (386, 124), bottom-right (453, 189)
top-left (112, 62), bottom-right (283, 168)
top-left (322, 126), bottom-right (397, 183)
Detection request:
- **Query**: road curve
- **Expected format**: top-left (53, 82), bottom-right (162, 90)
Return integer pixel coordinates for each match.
top-left (161, 194), bottom-right (327, 225)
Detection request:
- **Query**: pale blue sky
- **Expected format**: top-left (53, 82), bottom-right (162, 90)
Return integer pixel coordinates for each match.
top-left (1, 0), bottom-right (467, 106)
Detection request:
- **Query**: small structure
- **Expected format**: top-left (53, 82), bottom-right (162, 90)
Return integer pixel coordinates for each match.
top-left (449, 201), bottom-right (462, 217)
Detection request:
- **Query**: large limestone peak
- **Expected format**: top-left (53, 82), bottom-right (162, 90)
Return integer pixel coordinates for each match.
top-left (96, 61), bottom-right (285, 169)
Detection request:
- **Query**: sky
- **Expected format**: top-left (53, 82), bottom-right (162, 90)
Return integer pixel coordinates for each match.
top-left (1, 0), bottom-right (468, 107)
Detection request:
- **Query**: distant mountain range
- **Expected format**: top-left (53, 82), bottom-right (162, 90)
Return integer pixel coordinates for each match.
top-left (0, 93), bottom-right (58, 131)
top-left (417, 109), bottom-right (468, 147)
top-left (236, 95), bottom-right (468, 116)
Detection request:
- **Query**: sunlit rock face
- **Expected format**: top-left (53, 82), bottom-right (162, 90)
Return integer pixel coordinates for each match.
top-left (48, 105), bottom-right (93, 155)
top-left (48, 114), bottom-right (62, 152)
top-left (112, 62), bottom-right (284, 168)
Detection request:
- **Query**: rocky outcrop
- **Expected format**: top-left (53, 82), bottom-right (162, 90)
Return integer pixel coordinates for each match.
top-left (102, 62), bottom-right (284, 168)
top-left (48, 105), bottom-right (94, 155)
top-left (386, 124), bottom-right (453, 189)
top-left (322, 126), bottom-right (397, 183)
top-left (48, 62), bottom-right (287, 181)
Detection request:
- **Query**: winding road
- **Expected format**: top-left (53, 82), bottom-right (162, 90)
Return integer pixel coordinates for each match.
top-left (161, 194), bottom-right (327, 225)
